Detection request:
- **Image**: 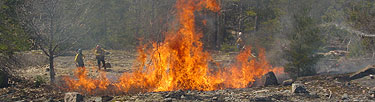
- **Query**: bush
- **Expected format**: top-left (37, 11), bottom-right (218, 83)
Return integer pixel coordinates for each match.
top-left (220, 43), bottom-right (239, 52)
top-left (34, 75), bottom-right (46, 87)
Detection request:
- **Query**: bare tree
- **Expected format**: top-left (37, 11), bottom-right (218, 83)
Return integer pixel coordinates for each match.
top-left (18, 0), bottom-right (91, 84)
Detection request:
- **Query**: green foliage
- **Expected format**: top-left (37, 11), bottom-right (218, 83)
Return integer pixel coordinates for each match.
top-left (284, 6), bottom-right (325, 79)
top-left (344, 0), bottom-right (375, 55)
top-left (34, 75), bottom-right (46, 87)
top-left (0, 0), bottom-right (30, 55)
top-left (245, 10), bottom-right (256, 16)
top-left (321, 1), bottom-right (345, 23)
top-left (220, 43), bottom-right (238, 52)
top-left (348, 39), bottom-right (366, 57)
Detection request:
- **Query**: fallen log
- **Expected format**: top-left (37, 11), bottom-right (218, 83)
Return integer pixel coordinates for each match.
top-left (350, 65), bottom-right (375, 80)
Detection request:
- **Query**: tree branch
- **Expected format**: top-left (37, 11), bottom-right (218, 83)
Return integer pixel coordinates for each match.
top-left (37, 42), bottom-right (50, 57)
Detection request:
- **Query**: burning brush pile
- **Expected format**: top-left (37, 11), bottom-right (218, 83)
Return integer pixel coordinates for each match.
top-left (63, 0), bottom-right (283, 95)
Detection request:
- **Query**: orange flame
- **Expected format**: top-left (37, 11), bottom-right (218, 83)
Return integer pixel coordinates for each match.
top-left (212, 47), bottom-right (284, 88)
top-left (63, 67), bottom-right (110, 93)
top-left (63, 0), bottom-right (284, 94)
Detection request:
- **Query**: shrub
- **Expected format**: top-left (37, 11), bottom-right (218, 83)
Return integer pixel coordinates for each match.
top-left (34, 75), bottom-right (46, 87)
top-left (220, 43), bottom-right (239, 52)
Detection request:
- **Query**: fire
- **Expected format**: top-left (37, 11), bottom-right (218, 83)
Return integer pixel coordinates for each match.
top-left (63, 67), bottom-right (110, 93)
top-left (63, 0), bottom-right (284, 94)
top-left (213, 47), bottom-right (284, 88)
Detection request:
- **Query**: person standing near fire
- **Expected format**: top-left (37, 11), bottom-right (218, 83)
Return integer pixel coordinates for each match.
top-left (236, 31), bottom-right (245, 51)
top-left (94, 45), bottom-right (106, 70)
top-left (74, 49), bottom-right (85, 67)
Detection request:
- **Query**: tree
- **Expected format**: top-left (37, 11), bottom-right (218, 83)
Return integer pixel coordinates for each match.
top-left (284, 1), bottom-right (325, 79)
top-left (215, 0), bottom-right (287, 51)
top-left (345, 0), bottom-right (375, 58)
top-left (0, 0), bottom-right (29, 56)
top-left (19, 0), bottom-right (90, 84)
top-left (0, 0), bottom-right (30, 88)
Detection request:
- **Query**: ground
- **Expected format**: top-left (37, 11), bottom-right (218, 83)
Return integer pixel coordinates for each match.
top-left (0, 50), bottom-right (374, 101)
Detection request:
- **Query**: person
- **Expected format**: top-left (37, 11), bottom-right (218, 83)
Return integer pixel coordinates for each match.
top-left (74, 49), bottom-right (85, 67)
top-left (94, 45), bottom-right (106, 70)
top-left (236, 31), bottom-right (245, 51)
top-left (236, 37), bottom-right (244, 50)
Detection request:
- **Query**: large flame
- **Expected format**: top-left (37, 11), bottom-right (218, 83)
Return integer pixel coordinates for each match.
top-left (64, 0), bottom-right (283, 94)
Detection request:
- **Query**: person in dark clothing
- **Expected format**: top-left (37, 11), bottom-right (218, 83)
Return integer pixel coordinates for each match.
top-left (94, 45), bottom-right (106, 70)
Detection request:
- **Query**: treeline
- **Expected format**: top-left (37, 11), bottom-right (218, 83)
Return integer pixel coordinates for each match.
top-left (0, 0), bottom-right (29, 56)
top-left (2, 0), bottom-right (375, 79)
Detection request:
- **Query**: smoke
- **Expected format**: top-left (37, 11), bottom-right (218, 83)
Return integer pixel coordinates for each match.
top-left (316, 57), bottom-right (374, 74)
top-left (265, 0), bottom-right (375, 76)
top-left (322, 23), bottom-right (375, 37)
top-left (312, 0), bottom-right (375, 74)
top-left (315, 22), bottom-right (375, 74)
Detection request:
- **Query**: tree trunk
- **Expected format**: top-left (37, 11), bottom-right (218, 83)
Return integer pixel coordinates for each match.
top-left (49, 54), bottom-right (55, 84)
top-left (215, 13), bottom-right (219, 50)
top-left (254, 16), bottom-right (259, 31)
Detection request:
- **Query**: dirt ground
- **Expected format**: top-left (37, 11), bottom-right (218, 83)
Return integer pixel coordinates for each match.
top-left (13, 50), bottom-right (237, 83)
top-left (2, 50), bottom-right (375, 101)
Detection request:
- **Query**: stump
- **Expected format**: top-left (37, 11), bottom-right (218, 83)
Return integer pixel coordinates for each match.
top-left (64, 92), bottom-right (84, 102)
top-left (291, 83), bottom-right (309, 93)
top-left (105, 63), bottom-right (112, 68)
top-left (263, 71), bottom-right (279, 86)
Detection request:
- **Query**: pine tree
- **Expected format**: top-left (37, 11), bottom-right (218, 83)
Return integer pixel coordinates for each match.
top-left (284, 4), bottom-right (324, 79)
